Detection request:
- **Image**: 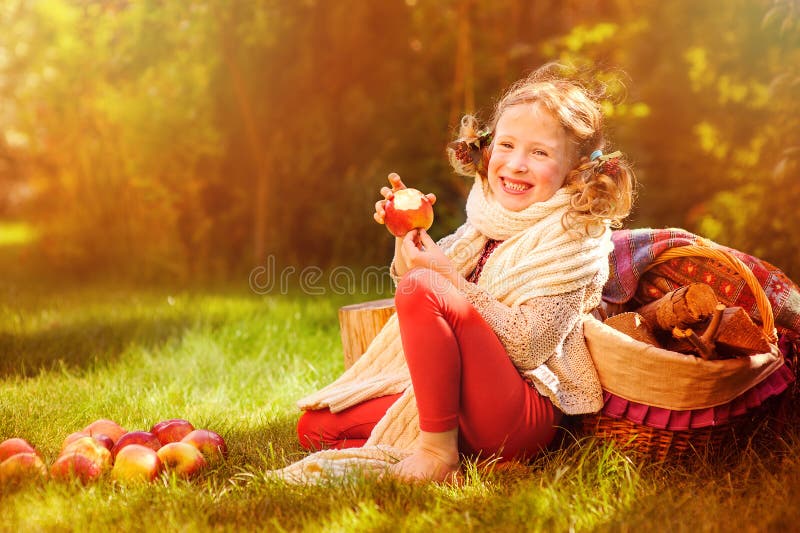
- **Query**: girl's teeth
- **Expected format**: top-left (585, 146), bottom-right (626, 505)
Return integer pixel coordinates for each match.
top-left (504, 179), bottom-right (529, 192)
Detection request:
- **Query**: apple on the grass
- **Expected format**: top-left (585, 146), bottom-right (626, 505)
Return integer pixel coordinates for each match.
top-left (181, 429), bottom-right (228, 463)
top-left (50, 453), bottom-right (106, 484)
top-left (383, 188), bottom-right (434, 238)
top-left (0, 438), bottom-right (37, 462)
top-left (111, 431), bottom-right (161, 459)
top-left (0, 452), bottom-right (47, 484)
top-left (51, 436), bottom-right (112, 483)
top-left (60, 437), bottom-right (112, 468)
top-left (150, 419), bottom-right (195, 445)
top-left (156, 442), bottom-right (207, 478)
top-left (62, 431), bottom-right (114, 453)
top-left (111, 444), bottom-right (162, 483)
top-left (62, 431), bottom-right (90, 451)
top-left (82, 419), bottom-right (126, 445)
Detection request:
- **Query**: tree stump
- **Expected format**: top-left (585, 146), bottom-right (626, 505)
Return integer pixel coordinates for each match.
top-left (338, 298), bottom-right (396, 368)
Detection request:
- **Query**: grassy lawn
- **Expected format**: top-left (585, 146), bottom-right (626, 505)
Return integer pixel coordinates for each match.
top-left (1, 278), bottom-right (798, 531)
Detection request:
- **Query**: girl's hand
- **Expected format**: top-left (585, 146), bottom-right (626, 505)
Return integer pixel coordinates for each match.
top-left (400, 229), bottom-right (460, 286)
top-left (373, 173), bottom-right (437, 225)
top-left (374, 173), bottom-right (406, 225)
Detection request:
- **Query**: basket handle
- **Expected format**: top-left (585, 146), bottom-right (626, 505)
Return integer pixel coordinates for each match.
top-left (645, 243), bottom-right (776, 342)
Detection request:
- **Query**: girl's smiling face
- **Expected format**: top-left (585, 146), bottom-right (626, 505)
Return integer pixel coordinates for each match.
top-left (487, 103), bottom-right (573, 211)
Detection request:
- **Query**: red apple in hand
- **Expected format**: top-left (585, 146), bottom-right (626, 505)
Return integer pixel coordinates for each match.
top-left (384, 188), bottom-right (434, 237)
top-left (181, 429), bottom-right (228, 463)
top-left (151, 419), bottom-right (195, 445)
top-left (0, 438), bottom-right (37, 462)
top-left (111, 444), bottom-right (162, 483)
top-left (112, 431), bottom-right (161, 459)
top-left (156, 442), bottom-right (207, 478)
top-left (0, 452), bottom-right (47, 484)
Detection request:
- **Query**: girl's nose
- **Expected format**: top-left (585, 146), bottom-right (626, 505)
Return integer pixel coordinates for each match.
top-left (507, 152), bottom-right (528, 173)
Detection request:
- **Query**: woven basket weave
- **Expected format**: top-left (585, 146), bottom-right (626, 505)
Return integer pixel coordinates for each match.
top-left (581, 244), bottom-right (781, 461)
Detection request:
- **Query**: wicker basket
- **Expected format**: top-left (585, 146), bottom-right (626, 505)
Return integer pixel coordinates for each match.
top-left (581, 244), bottom-right (782, 461)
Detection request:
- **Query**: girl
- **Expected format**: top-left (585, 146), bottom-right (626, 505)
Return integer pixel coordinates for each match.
top-left (292, 64), bottom-right (635, 482)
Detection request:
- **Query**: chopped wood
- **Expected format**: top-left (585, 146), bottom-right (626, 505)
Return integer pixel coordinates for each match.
top-left (707, 306), bottom-right (773, 358)
top-left (684, 328), bottom-right (716, 360)
top-left (700, 304), bottom-right (726, 345)
top-left (338, 298), bottom-right (396, 368)
top-left (603, 312), bottom-right (661, 347)
top-left (666, 306), bottom-right (772, 359)
top-left (636, 283), bottom-right (719, 330)
top-left (669, 327), bottom-right (716, 359)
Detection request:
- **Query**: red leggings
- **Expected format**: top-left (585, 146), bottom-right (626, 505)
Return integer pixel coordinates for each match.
top-left (297, 267), bottom-right (562, 460)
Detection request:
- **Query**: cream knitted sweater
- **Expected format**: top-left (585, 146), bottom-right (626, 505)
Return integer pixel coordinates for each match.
top-left (274, 179), bottom-right (611, 483)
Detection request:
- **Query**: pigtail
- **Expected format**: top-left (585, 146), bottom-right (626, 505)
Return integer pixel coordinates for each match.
top-left (447, 115), bottom-right (493, 179)
top-left (563, 151), bottom-right (636, 237)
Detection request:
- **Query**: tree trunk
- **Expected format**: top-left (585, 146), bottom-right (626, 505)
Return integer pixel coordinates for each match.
top-left (220, 19), bottom-right (270, 265)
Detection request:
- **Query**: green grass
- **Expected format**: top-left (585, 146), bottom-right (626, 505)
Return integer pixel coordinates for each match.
top-left (0, 283), bottom-right (798, 532)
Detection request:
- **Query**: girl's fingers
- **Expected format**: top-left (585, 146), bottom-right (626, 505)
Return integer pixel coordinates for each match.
top-left (402, 229), bottom-right (420, 252)
top-left (374, 200), bottom-right (385, 223)
top-left (388, 173), bottom-right (407, 191)
top-left (425, 193), bottom-right (436, 206)
top-left (380, 186), bottom-right (393, 199)
top-left (418, 229), bottom-right (437, 247)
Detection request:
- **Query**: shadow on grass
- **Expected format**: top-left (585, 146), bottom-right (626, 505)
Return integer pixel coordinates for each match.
top-left (0, 314), bottom-right (219, 378)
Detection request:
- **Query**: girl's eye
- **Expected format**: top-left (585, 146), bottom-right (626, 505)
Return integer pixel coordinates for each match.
top-left (499, 142), bottom-right (513, 149)
top-left (532, 149), bottom-right (548, 156)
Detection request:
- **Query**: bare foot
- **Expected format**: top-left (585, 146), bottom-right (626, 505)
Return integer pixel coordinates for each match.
top-left (388, 447), bottom-right (460, 483)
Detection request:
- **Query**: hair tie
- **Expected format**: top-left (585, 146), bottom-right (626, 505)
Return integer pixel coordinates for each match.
top-left (596, 150), bottom-right (623, 177)
top-left (448, 130), bottom-right (493, 168)
top-left (590, 149), bottom-right (603, 161)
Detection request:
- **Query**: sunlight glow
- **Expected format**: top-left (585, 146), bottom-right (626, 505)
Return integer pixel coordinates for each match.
top-left (0, 221), bottom-right (38, 246)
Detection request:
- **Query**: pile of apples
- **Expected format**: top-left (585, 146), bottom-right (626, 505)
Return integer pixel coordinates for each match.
top-left (0, 418), bottom-right (227, 485)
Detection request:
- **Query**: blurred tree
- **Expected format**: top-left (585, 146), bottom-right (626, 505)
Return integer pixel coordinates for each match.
top-left (0, 0), bottom-right (798, 283)
top-left (680, 0), bottom-right (800, 278)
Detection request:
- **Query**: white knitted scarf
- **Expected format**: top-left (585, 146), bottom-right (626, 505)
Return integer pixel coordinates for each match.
top-left (273, 177), bottom-right (612, 483)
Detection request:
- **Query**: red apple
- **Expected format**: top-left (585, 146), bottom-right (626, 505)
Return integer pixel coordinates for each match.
top-left (111, 431), bottom-right (161, 459)
top-left (150, 419), bottom-right (195, 445)
top-left (111, 444), bottom-right (162, 483)
top-left (0, 438), bottom-right (37, 462)
top-left (82, 419), bottom-right (126, 444)
top-left (92, 434), bottom-right (115, 452)
top-left (181, 429), bottom-right (228, 463)
top-left (383, 188), bottom-right (434, 237)
top-left (50, 453), bottom-right (105, 484)
top-left (0, 452), bottom-right (47, 484)
top-left (61, 431), bottom-right (112, 453)
top-left (156, 442), bottom-right (207, 478)
top-left (62, 431), bottom-right (91, 451)
top-left (61, 436), bottom-right (112, 468)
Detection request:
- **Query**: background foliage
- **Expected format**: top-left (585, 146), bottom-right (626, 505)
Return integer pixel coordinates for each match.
top-left (1, 0), bottom-right (798, 283)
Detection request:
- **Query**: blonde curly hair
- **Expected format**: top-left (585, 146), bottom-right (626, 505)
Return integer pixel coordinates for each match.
top-left (447, 64), bottom-right (635, 236)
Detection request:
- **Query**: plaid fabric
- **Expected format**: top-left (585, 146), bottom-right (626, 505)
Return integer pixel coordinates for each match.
top-left (604, 228), bottom-right (800, 338)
